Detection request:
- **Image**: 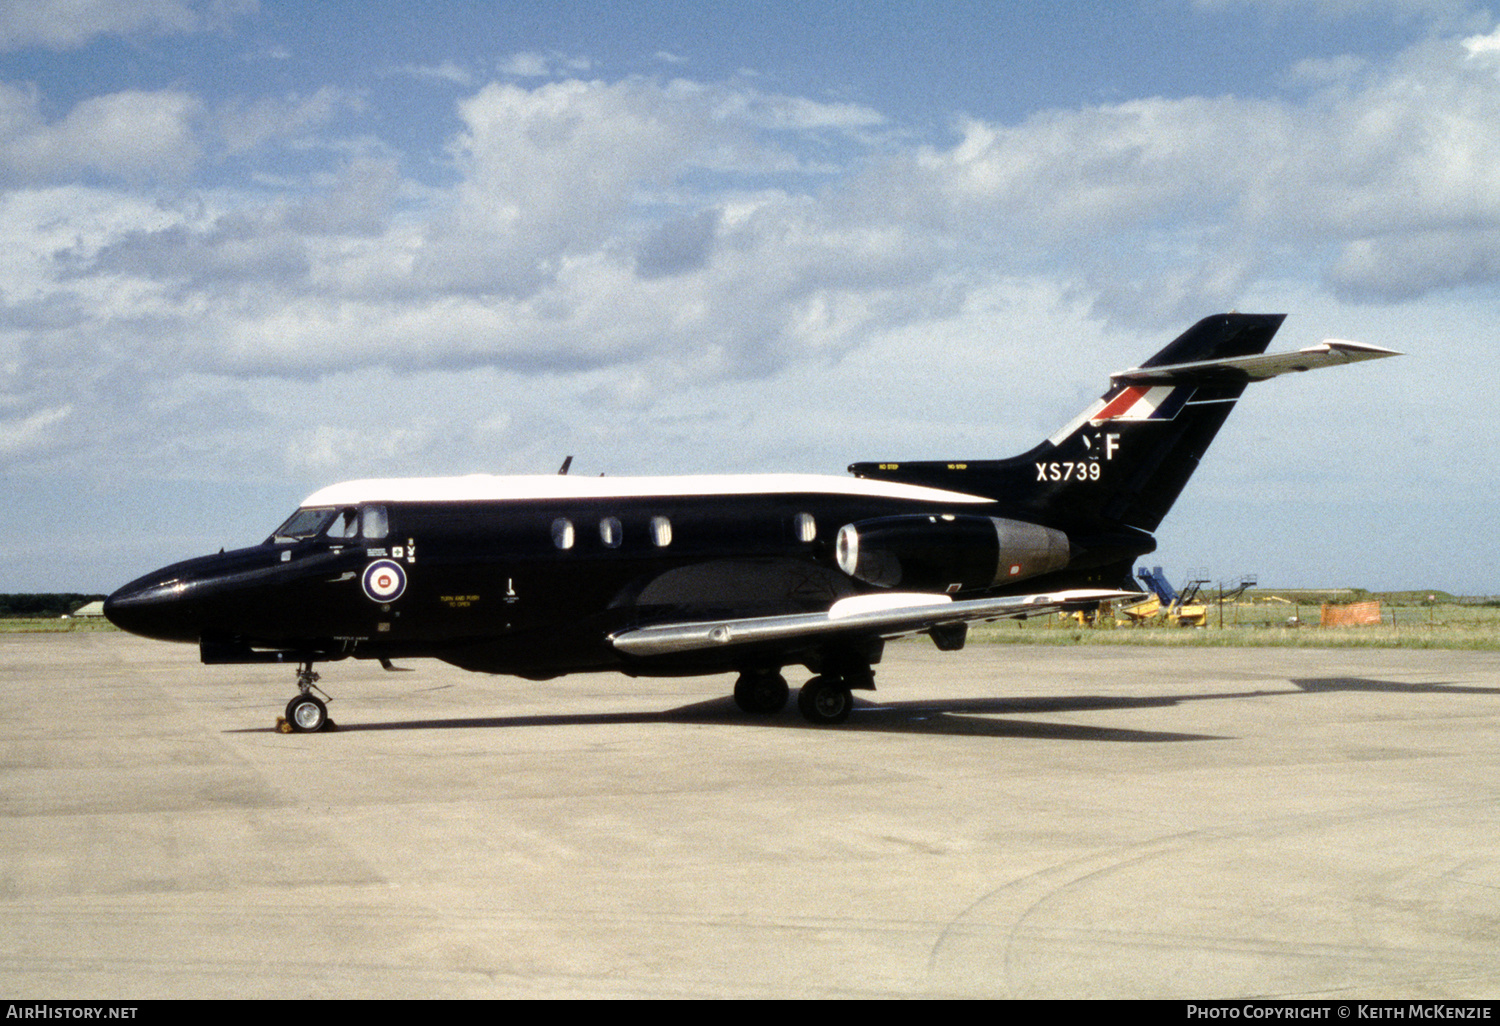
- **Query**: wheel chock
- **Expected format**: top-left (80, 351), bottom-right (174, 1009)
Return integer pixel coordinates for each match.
top-left (274, 715), bottom-right (335, 733)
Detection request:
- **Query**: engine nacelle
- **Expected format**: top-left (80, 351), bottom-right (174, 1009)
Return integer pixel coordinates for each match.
top-left (835, 514), bottom-right (1071, 591)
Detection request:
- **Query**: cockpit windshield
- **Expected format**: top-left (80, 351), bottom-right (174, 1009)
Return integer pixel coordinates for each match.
top-left (268, 504), bottom-right (390, 544)
top-left (269, 507), bottom-right (336, 543)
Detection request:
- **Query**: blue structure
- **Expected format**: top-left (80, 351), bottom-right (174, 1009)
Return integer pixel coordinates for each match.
top-left (1135, 566), bottom-right (1179, 605)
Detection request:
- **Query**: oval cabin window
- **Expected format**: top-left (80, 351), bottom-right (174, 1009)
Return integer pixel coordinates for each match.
top-left (650, 516), bottom-right (672, 547)
top-left (599, 517), bottom-right (623, 548)
top-left (795, 513), bottom-right (816, 543)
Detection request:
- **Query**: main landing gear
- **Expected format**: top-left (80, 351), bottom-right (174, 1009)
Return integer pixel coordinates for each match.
top-left (280, 661), bottom-right (333, 733)
top-left (796, 675), bottom-right (854, 725)
top-left (732, 665), bottom-right (871, 726)
top-left (733, 670), bottom-right (790, 714)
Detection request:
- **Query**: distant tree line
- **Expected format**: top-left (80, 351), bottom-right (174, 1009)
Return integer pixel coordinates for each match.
top-left (0, 594), bottom-right (106, 618)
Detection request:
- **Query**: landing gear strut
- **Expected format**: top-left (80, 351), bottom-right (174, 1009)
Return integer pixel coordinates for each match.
top-left (282, 661), bottom-right (332, 733)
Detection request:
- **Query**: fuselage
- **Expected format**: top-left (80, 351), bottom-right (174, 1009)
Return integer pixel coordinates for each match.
top-left (107, 471), bottom-right (1108, 678)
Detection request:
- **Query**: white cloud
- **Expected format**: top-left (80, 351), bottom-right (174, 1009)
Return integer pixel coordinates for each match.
top-left (413, 78), bottom-right (728, 297)
top-left (390, 61), bottom-right (475, 88)
top-left (825, 28), bottom-right (1500, 322)
top-left (0, 403), bottom-right (70, 456)
top-left (0, 86), bottom-right (202, 181)
top-left (497, 51), bottom-right (593, 79)
top-left (214, 87), bottom-right (363, 155)
top-left (497, 52), bottom-right (553, 78)
top-left (711, 89), bottom-right (886, 133)
top-left (1328, 229), bottom-right (1500, 299)
top-left (0, 0), bottom-right (255, 51)
top-left (0, 71), bottom-right (920, 405)
top-left (1465, 25), bottom-right (1500, 57)
top-left (1189, 0), bottom-right (1482, 25)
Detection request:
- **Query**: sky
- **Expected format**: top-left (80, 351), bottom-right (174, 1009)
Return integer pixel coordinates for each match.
top-left (0, 0), bottom-right (1494, 595)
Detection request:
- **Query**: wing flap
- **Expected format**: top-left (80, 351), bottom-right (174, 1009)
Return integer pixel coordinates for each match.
top-left (1112, 340), bottom-right (1400, 385)
top-left (608, 589), bottom-right (1140, 659)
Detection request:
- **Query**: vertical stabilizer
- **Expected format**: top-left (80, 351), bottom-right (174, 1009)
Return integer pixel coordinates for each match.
top-left (848, 313), bottom-right (1288, 538)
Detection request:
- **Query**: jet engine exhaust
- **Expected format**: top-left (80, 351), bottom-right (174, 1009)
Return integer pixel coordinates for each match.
top-left (835, 514), bottom-right (1071, 591)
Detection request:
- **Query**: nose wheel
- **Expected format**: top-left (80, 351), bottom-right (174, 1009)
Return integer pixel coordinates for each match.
top-left (279, 662), bottom-right (334, 733)
top-left (285, 692), bottom-right (328, 732)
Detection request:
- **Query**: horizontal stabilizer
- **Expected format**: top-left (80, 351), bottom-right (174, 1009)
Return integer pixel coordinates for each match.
top-left (1113, 340), bottom-right (1400, 386)
top-left (609, 589), bottom-right (1140, 658)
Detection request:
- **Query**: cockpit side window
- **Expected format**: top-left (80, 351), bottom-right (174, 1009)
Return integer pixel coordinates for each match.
top-left (360, 505), bottom-right (389, 540)
top-left (334, 508), bottom-right (360, 539)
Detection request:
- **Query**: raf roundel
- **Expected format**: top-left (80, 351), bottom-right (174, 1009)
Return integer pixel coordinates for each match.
top-left (362, 559), bottom-right (407, 603)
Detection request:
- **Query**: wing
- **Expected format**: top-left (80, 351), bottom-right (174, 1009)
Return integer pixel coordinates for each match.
top-left (608, 588), bottom-right (1140, 658)
top-left (1112, 339), bottom-right (1400, 385)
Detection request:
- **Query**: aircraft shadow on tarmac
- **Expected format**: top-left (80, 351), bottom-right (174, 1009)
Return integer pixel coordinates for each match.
top-left (230, 675), bottom-right (1500, 743)
top-left (315, 698), bottom-right (1223, 743)
top-left (1289, 676), bottom-right (1500, 695)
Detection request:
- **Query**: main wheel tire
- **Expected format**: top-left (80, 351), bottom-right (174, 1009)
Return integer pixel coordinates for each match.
top-left (734, 672), bottom-right (789, 714)
top-left (797, 676), bottom-right (853, 725)
top-left (285, 693), bottom-right (328, 733)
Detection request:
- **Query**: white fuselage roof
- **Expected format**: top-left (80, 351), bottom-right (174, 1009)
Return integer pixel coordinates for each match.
top-left (300, 473), bottom-right (992, 509)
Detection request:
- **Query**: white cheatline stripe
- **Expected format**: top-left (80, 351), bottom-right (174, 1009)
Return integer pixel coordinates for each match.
top-left (301, 472), bottom-right (993, 509)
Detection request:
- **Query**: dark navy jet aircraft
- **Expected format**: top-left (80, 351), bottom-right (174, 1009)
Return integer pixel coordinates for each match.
top-left (105, 314), bottom-right (1397, 732)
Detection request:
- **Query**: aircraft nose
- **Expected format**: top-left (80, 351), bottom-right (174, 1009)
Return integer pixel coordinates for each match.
top-left (104, 574), bottom-right (202, 643)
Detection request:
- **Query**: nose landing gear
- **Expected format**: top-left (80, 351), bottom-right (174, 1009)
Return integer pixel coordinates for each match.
top-left (279, 662), bottom-right (334, 733)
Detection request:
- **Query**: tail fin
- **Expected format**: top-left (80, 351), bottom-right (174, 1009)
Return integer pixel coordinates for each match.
top-left (849, 312), bottom-right (1397, 546)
